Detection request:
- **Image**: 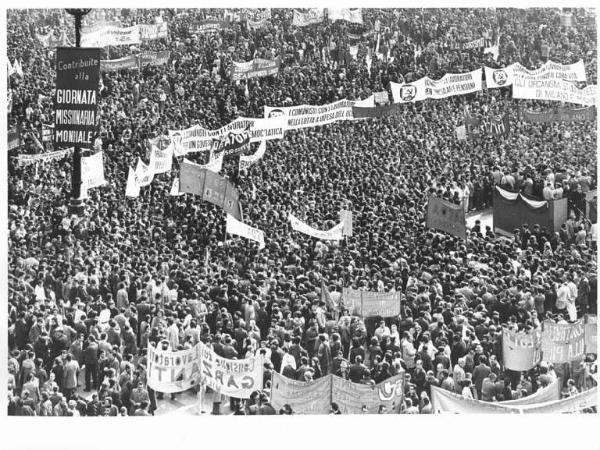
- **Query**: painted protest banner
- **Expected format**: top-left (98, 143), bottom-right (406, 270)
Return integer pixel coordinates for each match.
top-left (288, 213), bottom-right (344, 241)
top-left (139, 51), bottom-right (171, 67)
top-left (179, 161), bottom-right (242, 220)
top-left (231, 57), bottom-right (280, 81)
top-left (146, 342), bottom-right (201, 393)
top-left (542, 320), bottom-right (586, 363)
top-left (54, 48), bottom-right (100, 149)
top-left (584, 315), bottom-right (597, 354)
top-left (465, 113), bottom-right (510, 139)
top-left (331, 374), bottom-right (404, 414)
top-left (190, 20), bottom-right (228, 34)
top-left (502, 327), bottom-right (542, 371)
top-left (352, 103), bottom-right (402, 119)
top-left (293, 9), bottom-right (325, 27)
top-left (426, 195), bottom-right (467, 239)
top-left (139, 22), bottom-right (168, 40)
top-left (451, 37), bottom-right (485, 51)
top-left (520, 106), bottom-right (596, 123)
top-left (134, 158), bottom-right (154, 187)
top-left (514, 78), bottom-right (597, 106)
top-left (226, 214), bottom-right (265, 249)
top-left (270, 372), bottom-right (332, 414)
top-left (264, 99), bottom-right (356, 130)
top-left (81, 25), bottom-right (141, 47)
top-left (81, 152), bottom-right (107, 192)
top-left (485, 60), bottom-right (587, 89)
top-left (211, 126), bottom-right (251, 157)
top-left (198, 342), bottom-right (263, 398)
top-left (169, 117), bottom-right (284, 154)
top-left (340, 209), bottom-right (353, 236)
top-left (239, 140), bottom-right (267, 171)
top-left (390, 69), bottom-right (483, 104)
top-left (342, 287), bottom-right (401, 318)
top-left (13, 148), bottom-right (73, 166)
top-left (245, 9), bottom-right (271, 29)
top-left (328, 8), bottom-right (364, 24)
top-left (100, 55), bottom-right (139, 72)
top-left (148, 136), bottom-right (173, 174)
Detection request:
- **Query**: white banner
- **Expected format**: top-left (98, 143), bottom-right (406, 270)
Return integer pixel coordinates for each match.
top-left (293, 9), bottom-right (325, 27)
top-left (183, 153), bottom-right (223, 174)
top-left (81, 25), bottom-right (141, 47)
top-left (168, 117), bottom-right (285, 154)
top-left (485, 60), bottom-right (587, 89)
top-left (391, 69), bottom-right (483, 103)
top-left (169, 177), bottom-right (185, 196)
top-left (12, 148), bottom-right (73, 166)
top-left (148, 138), bottom-right (174, 174)
top-left (81, 152), bottom-right (107, 191)
top-left (264, 99), bottom-right (363, 130)
top-left (139, 22), bottom-right (168, 40)
top-left (328, 8), bottom-right (363, 24)
top-left (125, 166), bottom-right (140, 198)
top-left (147, 342), bottom-right (201, 393)
top-left (226, 214), bottom-right (266, 249)
top-left (135, 158), bottom-right (154, 187)
top-left (288, 213), bottom-right (344, 241)
top-left (515, 80), bottom-right (597, 106)
top-left (239, 140), bottom-right (267, 171)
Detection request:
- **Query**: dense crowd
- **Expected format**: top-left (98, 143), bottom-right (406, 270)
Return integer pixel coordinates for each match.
top-left (7, 8), bottom-right (598, 416)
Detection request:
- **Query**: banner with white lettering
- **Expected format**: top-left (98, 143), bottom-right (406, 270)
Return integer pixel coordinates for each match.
top-left (451, 37), bottom-right (486, 51)
top-left (270, 372), bottom-right (331, 414)
top-left (226, 214), bottom-right (265, 249)
top-left (54, 48), bottom-right (100, 149)
top-left (139, 22), bottom-right (168, 40)
top-left (391, 69), bottom-right (483, 104)
top-left (328, 8), bottom-right (363, 24)
top-left (293, 9), bottom-right (325, 27)
top-left (502, 327), bottom-right (542, 371)
top-left (542, 320), bottom-right (586, 363)
top-left (81, 25), bottom-right (141, 47)
top-left (146, 342), bottom-right (201, 393)
top-left (81, 152), bottom-right (107, 192)
top-left (189, 20), bottom-right (228, 34)
top-left (212, 126), bottom-right (251, 156)
top-left (288, 213), bottom-right (344, 241)
top-left (485, 60), bottom-right (587, 89)
top-left (198, 342), bottom-right (263, 398)
top-left (231, 57), bottom-right (280, 81)
top-left (331, 374), bottom-right (404, 414)
top-left (239, 140), bottom-right (267, 171)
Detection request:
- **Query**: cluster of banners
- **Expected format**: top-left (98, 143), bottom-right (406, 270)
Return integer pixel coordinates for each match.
top-left (147, 341), bottom-right (263, 397)
top-left (341, 287), bottom-right (401, 318)
top-left (270, 372), bottom-right (405, 414)
top-left (226, 214), bottom-right (265, 249)
top-left (231, 57), bottom-right (281, 81)
top-left (82, 22), bottom-right (168, 47)
top-left (169, 117), bottom-right (285, 154)
top-left (288, 213), bottom-right (344, 241)
top-left (239, 140), bottom-right (267, 171)
top-left (100, 51), bottom-right (170, 72)
top-left (519, 105), bottom-right (596, 123)
top-left (12, 148), bottom-right (74, 166)
top-left (292, 9), bottom-right (324, 27)
top-left (328, 8), bottom-right (363, 24)
top-left (426, 195), bottom-right (467, 240)
top-left (391, 69), bottom-right (483, 103)
top-left (464, 112), bottom-right (510, 139)
top-left (431, 384), bottom-right (597, 414)
top-left (126, 137), bottom-right (174, 197)
top-left (178, 160), bottom-right (242, 220)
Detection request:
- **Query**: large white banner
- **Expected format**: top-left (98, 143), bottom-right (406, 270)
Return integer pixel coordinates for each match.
top-left (293, 9), bottom-right (325, 27)
top-left (147, 342), bottom-right (201, 393)
top-left (149, 138), bottom-right (174, 174)
top-left (134, 158), bottom-right (154, 187)
top-left (485, 60), bottom-right (587, 89)
top-left (515, 80), bottom-right (596, 106)
top-left (81, 152), bottom-right (107, 191)
top-left (226, 214), bottom-right (266, 249)
top-left (168, 117), bottom-right (285, 154)
top-left (169, 177), bottom-right (185, 197)
top-left (239, 140), bottom-right (267, 171)
top-left (328, 8), bottom-right (363, 24)
top-left (81, 25), bottom-right (141, 47)
top-left (125, 166), bottom-right (140, 198)
top-left (12, 148), bottom-right (74, 166)
top-left (288, 213), bottom-right (344, 241)
top-left (139, 22), bottom-right (168, 40)
top-left (391, 69), bottom-right (483, 103)
top-left (198, 342), bottom-right (264, 398)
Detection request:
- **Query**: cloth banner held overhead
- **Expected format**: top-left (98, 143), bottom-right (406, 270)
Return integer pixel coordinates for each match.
top-left (81, 152), bottom-right (107, 191)
top-left (189, 20), bottom-right (228, 34)
top-left (288, 213), bottom-right (344, 241)
top-left (451, 37), bottom-right (486, 51)
top-left (465, 113), bottom-right (510, 139)
top-left (390, 69), bottom-right (483, 104)
top-left (231, 57), bottom-right (280, 81)
top-left (134, 158), bottom-right (154, 187)
top-left (139, 22), bottom-right (168, 40)
top-left (169, 178), bottom-right (184, 197)
top-left (265, 99), bottom-right (362, 131)
top-left (226, 214), bottom-right (265, 249)
top-left (426, 195), bottom-right (467, 239)
top-left (81, 25), bottom-right (141, 47)
top-left (139, 51), bottom-right (171, 67)
top-left (485, 60), bottom-right (587, 89)
top-left (239, 140), bottom-right (267, 171)
top-left (125, 167), bottom-right (140, 198)
top-left (270, 372), bottom-right (332, 414)
top-left (293, 9), bottom-right (324, 27)
top-left (502, 327), bottom-right (542, 371)
top-left (342, 287), bottom-right (401, 318)
top-left (519, 106), bottom-right (596, 123)
top-left (542, 320), bottom-right (586, 363)
top-left (148, 136), bottom-right (174, 174)
top-left (146, 342), bottom-right (201, 393)
top-left (245, 9), bottom-right (271, 29)
top-left (515, 79), bottom-right (597, 106)
top-left (13, 148), bottom-right (73, 166)
top-left (211, 126), bottom-right (251, 157)
top-left (197, 342), bottom-right (263, 398)
top-left (331, 374), bottom-right (404, 414)
top-left (340, 209), bottom-right (353, 236)
top-left (584, 315), bottom-right (597, 354)
top-left (100, 55), bottom-right (139, 72)
top-left (178, 161), bottom-right (242, 220)
top-left (328, 8), bottom-right (363, 24)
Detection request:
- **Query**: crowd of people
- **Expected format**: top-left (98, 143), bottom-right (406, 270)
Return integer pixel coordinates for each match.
top-left (7, 7), bottom-right (598, 416)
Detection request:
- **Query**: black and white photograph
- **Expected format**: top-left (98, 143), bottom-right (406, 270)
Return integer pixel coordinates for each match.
top-left (2, 1), bottom-right (599, 449)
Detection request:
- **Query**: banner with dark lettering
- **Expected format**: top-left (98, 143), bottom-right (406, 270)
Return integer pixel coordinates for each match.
top-left (391, 69), bottom-right (483, 103)
top-left (146, 342), bottom-right (201, 393)
top-left (270, 372), bottom-right (331, 414)
top-left (542, 320), bottom-right (586, 363)
top-left (81, 25), bottom-right (141, 47)
top-left (198, 342), bottom-right (263, 398)
top-left (264, 99), bottom-right (357, 130)
top-left (342, 288), bottom-right (401, 318)
top-left (450, 37), bottom-right (486, 51)
top-left (502, 327), bottom-right (542, 371)
top-left (139, 51), bottom-right (171, 67)
top-left (54, 47), bottom-right (100, 149)
top-left (519, 106), bottom-right (596, 123)
top-left (426, 195), bottom-right (467, 239)
top-left (139, 22), bottom-right (168, 40)
top-left (231, 57), bottom-right (280, 81)
top-left (331, 374), bottom-right (404, 414)
top-left (465, 113), bottom-right (510, 139)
